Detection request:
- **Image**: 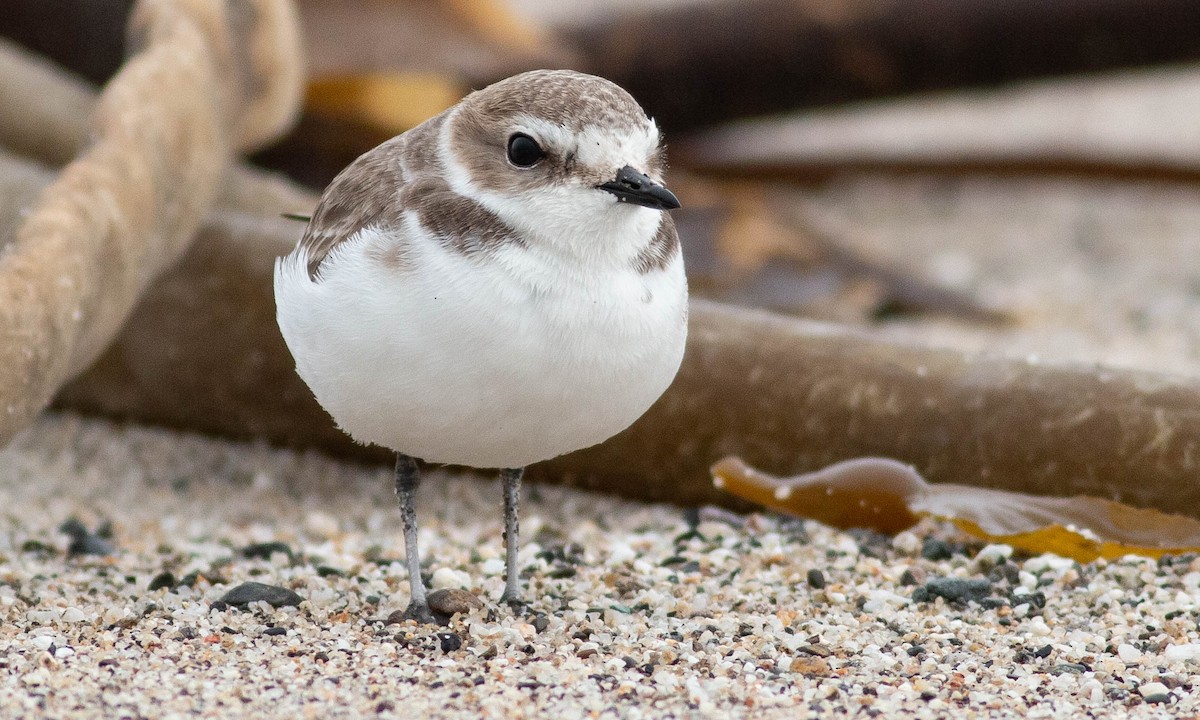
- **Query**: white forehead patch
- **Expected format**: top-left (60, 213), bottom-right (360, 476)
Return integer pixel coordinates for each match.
top-left (516, 116), bottom-right (662, 176)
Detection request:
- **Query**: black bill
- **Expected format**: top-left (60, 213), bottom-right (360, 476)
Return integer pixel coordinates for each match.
top-left (598, 165), bottom-right (681, 211)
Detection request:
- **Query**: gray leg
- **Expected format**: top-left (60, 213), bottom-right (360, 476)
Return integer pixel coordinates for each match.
top-left (499, 467), bottom-right (524, 606)
top-left (395, 453), bottom-right (433, 623)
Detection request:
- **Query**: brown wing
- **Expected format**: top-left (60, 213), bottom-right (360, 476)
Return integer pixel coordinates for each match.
top-left (299, 111), bottom-right (449, 280)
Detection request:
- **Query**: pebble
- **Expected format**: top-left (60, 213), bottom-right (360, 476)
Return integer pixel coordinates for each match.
top-left (806, 569), bottom-right (826, 589)
top-left (974, 544), bottom-right (1013, 570)
top-left (921, 537), bottom-right (955, 561)
top-left (427, 588), bottom-right (484, 617)
top-left (4, 415), bottom-right (1200, 718)
top-left (430, 567), bottom-right (471, 590)
top-left (1165, 643), bottom-right (1200, 663)
top-left (217, 582), bottom-right (303, 608)
top-left (59, 517), bottom-right (114, 556)
top-left (240, 541), bottom-right (295, 562)
top-left (914, 577), bottom-right (993, 604)
top-left (1117, 643), bottom-right (1143, 665)
top-left (1138, 682), bottom-right (1171, 703)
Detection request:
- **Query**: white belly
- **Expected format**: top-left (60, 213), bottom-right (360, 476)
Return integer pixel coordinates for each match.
top-left (274, 229), bottom-right (687, 469)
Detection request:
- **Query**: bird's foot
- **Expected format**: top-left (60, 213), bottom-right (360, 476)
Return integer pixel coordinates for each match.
top-left (402, 601), bottom-right (436, 625)
top-left (499, 591), bottom-right (526, 614)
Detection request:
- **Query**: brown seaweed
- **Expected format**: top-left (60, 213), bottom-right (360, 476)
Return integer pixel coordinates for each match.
top-left (712, 456), bottom-right (1200, 562)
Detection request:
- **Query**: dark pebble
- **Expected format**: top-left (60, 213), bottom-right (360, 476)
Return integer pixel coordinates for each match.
top-left (679, 561), bottom-right (701, 573)
top-left (548, 567), bottom-right (577, 579)
top-left (263, 626), bottom-right (288, 637)
top-left (316, 566), bottom-right (346, 578)
top-left (1034, 644), bottom-right (1053, 658)
top-left (60, 517), bottom-right (114, 556)
top-left (217, 581), bottom-right (303, 608)
top-left (209, 601), bottom-right (230, 612)
top-left (906, 645), bottom-right (925, 657)
top-left (438, 632), bottom-right (463, 652)
top-left (806, 569), bottom-right (826, 589)
top-left (98, 658), bottom-right (119, 668)
top-left (988, 564), bottom-right (1021, 585)
top-left (375, 701), bottom-right (395, 713)
top-left (899, 569), bottom-right (922, 587)
top-left (427, 588), bottom-right (484, 619)
top-left (147, 572), bottom-right (176, 592)
top-left (1050, 663), bottom-right (1088, 675)
top-left (314, 651), bottom-right (330, 663)
top-left (21, 539), bottom-right (55, 555)
top-left (384, 610), bottom-right (407, 626)
top-left (920, 538), bottom-right (954, 561)
top-left (1143, 691), bottom-right (1172, 704)
top-left (920, 577), bottom-right (993, 604)
top-left (532, 615), bottom-right (549, 633)
top-left (177, 626), bottom-right (197, 640)
top-left (240, 542), bottom-right (295, 562)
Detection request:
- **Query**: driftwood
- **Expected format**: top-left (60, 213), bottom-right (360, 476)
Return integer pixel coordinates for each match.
top-left (678, 64), bottom-right (1200, 182)
top-left (0, 153), bottom-right (1178, 517)
top-left (0, 0), bottom-right (302, 449)
top-left (571, 0), bottom-right (1200, 132)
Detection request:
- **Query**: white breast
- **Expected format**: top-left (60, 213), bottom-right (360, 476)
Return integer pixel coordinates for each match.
top-left (274, 221), bottom-right (687, 469)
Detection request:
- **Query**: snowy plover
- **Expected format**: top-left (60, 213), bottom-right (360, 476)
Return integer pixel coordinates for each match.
top-left (274, 70), bottom-right (687, 622)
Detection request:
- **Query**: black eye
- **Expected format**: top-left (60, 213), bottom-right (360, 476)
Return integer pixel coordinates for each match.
top-left (506, 133), bottom-right (545, 167)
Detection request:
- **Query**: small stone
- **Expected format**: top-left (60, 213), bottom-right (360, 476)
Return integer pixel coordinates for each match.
top-left (427, 588), bottom-right (484, 618)
top-left (899, 568), bottom-right (924, 586)
top-left (1139, 682), bottom-right (1171, 703)
top-left (430, 567), bottom-right (470, 590)
top-left (921, 577), bottom-right (992, 604)
top-left (532, 615), bottom-right (549, 633)
top-left (384, 610), bottom-right (407, 626)
top-left (240, 542), bottom-right (295, 562)
top-left (921, 538), bottom-right (954, 561)
top-left (577, 642), bottom-right (600, 658)
top-left (1165, 643), bottom-right (1200, 663)
top-left (891, 531), bottom-right (922, 556)
top-left (304, 511), bottom-right (340, 539)
top-left (147, 572), bottom-right (176, 591)
top-left (974, 544), bottom-right (1013, 571)
top-left (60, 607), bottom-right (86, 623)
top-left (1117, 643), bottom-right (1142, 664)
top-left (217, 581), bottom-right (302, 608)
top-left (806, 569), bottom-right (826, 589)
top-left (263, 627), bottom-right (288, 637)
top-left (438, 632), bottom-right (463, 652)
top-left (59, 518), bottom-right (114, 556)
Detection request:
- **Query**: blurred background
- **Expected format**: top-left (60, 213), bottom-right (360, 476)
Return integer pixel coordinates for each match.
top-left (7, 0), bottom-right (1200, 373)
